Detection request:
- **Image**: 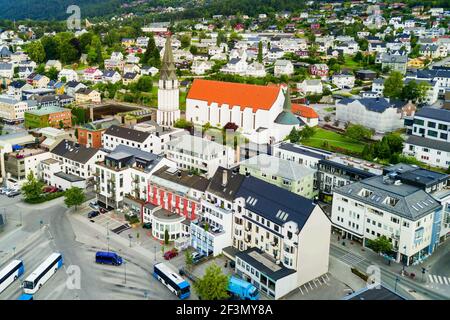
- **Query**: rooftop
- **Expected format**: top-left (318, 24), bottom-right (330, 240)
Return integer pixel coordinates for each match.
top-left (415, 107), bottom-right (450, 123)
top-left (52, 140), bottom-right (100, 164)
top-left (26, 106), bottom-right (69, 116)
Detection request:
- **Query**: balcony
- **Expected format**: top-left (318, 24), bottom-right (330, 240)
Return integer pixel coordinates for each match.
top-left (192, 218), bottom-right (224, 236)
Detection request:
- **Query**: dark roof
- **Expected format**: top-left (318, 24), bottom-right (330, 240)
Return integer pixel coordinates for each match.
top-left (383, 163), bottom-right (448, 189)
top-left (54, 171), bottom-right (85, 182)
top-left (103, 125), bottom-right (150, 143)
top-left (343, 284), bottom-right (407, 300)
top-left (153, 166), bottom-right (210, 192)
top-left (319, 159), bottom-right (377, 178)
top-left (277, 142), bottom-right (330, 159)
top-left (406, 135), bottom-right (450, 152)
top-left (338, 97), bottom-right (406, 113)
top-left (206, 167), bottom-right (245, 201)
top-left (235, 247), bottom-right (296, 281)
top-left (236, 175), bottom-right (316, 228)
top-left (415, 107), bottom-right (450, 122)
top-left (52, 140), bottom-right (100, 164)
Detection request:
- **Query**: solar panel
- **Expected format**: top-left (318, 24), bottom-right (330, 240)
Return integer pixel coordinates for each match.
top-left (416, 203), bottom-right (423, 209)
top-left (283, 213), bottom-right (289, 221)
top-left (411, 205), bottom-right (419, 211)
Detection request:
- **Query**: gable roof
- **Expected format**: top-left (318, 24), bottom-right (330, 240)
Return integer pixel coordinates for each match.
top-left (236, 175), bottom-right (317, 228)
top-left (292, 104), bottom-right (319, 118)
top-left (187, 79), bottom-right (283, 112)
top-left (415, 107), bottom-right (450, 122)
top-left (206, 167), bottom-right (245, 201)
top-left (52, 140), bottom-right (100, 164)
top-left (103, 125), bottom-right (150, 143)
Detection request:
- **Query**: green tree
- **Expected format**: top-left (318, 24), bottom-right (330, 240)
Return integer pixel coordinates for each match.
top-left (64, 187), bottom-right (85, 211)
top-left (27, 41), bottom-right (46, 64)
top-left (257, 41), bottom-right (263, 63)
top-left (164, 229), bottom-right (169, 245)
top-left (377, 138), bottom-right (391, 159)
top-left (45, 67), bottom-right (59, 81)
top-left (190, 45), bottom-right (198, 55)
top-left (345, 124), bottom-right (374, 141)
top-left (41, 36), bottom-right (61, 61)
top-left (185, 249), bottom-right (194, 271)
top-left (179, 34), bottom-right (191, 49)
top-left (383, 71), bottom-right (404, 99)
top-left (367, 236), bottom-right (393, 254)
top-left (59, 120), bottom-right (64, 129)
top-left (288, 127), bottom-right (300, 143)
top-left (384, 133), bottom-right (404, 154)
top-left (21, 171), bottom-right (44, 201)
top-left (194, 263), bottom-right (229, 300)
top-left (299, 126), bottom-right (315, 140)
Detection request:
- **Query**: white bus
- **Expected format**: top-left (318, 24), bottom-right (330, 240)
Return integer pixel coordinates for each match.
top-left (22, 253), bottom-right (63, 294)
top-left (153, 262), bottom-right (190, 299)
top-left (0, 260), bottom-right (25, 294)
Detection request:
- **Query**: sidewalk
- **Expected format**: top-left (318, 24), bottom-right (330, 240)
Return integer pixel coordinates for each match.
top-left (330, 232), bottom-right (426, 282)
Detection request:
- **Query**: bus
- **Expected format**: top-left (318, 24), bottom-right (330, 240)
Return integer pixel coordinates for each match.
top-left (0, 260), bottom-right (25, 294)
top-left (153, 262), bottom-right (190, 299)
top-left (22, 253), bottom-right (63, 294)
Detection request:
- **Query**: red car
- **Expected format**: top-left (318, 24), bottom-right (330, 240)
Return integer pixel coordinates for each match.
top-left (42, 186), bottom-right (58, 193)
top-left (163, 249), bottom-right (178, 260)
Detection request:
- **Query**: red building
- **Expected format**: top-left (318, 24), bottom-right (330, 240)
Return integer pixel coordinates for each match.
top-left (147, 166), bottom-right (209, 221)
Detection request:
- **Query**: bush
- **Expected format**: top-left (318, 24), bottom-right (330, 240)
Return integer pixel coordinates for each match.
top-left (24, 191), bottom-right (65, 204)
top-left (351, 267), bottom-right (369, 281)
top-left (125, 214), bottom-right (140, 224)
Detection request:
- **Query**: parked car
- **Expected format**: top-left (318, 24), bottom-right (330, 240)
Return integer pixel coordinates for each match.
top-left (99, 207), bottom-right (108, 214)
top-left (89, 201), bottom-right (100, 210)
top-left (4, 189), bottom-right (17, 196)
top-left (88, 211), bottom-right (100, 219)
top-left (7, 191), bottom-right (21, 198)
top-left (0, 187), bottom-right (10, 195)
top-left (192, 252), bottom-right (205, 264)
top-left (163, 249), bottom-right (178, 260)
top-left (142, 222), bottom-right (152, 229)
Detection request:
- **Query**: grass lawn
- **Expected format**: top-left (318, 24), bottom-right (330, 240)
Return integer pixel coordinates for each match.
top-left (324, 107), bottom-right (335, 112)
top-left (342, 55), bottom-right (361, 70)
top-left (301, 127), bottom-right (366, 154)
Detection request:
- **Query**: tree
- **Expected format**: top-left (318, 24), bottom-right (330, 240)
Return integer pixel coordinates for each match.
top-left (164, 229), bottom-right (169, 245)
top-left (288, 127), bottom-right (300, 143)
top-left (27, 41), bottom-right (46, 64)
top-left (383, 71), bottom-right (404, 99)
top-left (299, 126), bottom-right (315, 140)
top-left (59, 120), bottom-right (64, 129)
top-left (179, 34), bottom-right (191, 49)
top-left (45, 67), bottom-right (59, 81)
top-left (190, 45), bottom-right (198, 55)
top-left (41, 36), bottom-right (61, 61)
top-left (194, 263), bottom-right (229, 300)
top-left (257, 41), bottom-right (263, 63)
top-left (21, 171), bottom-right (44, 201)
top-left (64, 187), bottom-right (85, 211)
top-left (185, 250), bottom-right (194, 272)
top-left (345, 124), bottom-right (373, 141)
top-left (367, 236), bottom-right (393, 254)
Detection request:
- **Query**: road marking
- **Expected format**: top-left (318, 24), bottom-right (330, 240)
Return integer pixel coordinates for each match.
top-left (299, 286), bottom-right (304, 295)
top-left (443, 277), bottom-right (449, 285)
top-left (437, 276), bottom-right (443, 284)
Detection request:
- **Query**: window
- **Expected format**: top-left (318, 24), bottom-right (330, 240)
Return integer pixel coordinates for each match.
top-left (428, 121), bottom-right (436, 128)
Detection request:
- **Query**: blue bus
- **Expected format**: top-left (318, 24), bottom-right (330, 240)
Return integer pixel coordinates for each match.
top-left (0, 260), bottom-right (25, 294)
top-left (95, 252), bottom-right (123, 266)
top-left (153, 262), bottom-right (190, 299)
top-left (228, 276), bottom-right (259, 300)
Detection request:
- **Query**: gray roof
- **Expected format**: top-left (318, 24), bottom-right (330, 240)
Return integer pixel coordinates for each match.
top-left (381, 54), bottom-right (407, 64)
top-left (343, 284), bottom-right (407, 300)
top-left (415, 107), bottom-right (450, 122)
top-left (206, 167), bottom-right (245, 201)
top-left (406, 135), bottom-right (450, 152)
top-left (335, 175), bottom-right (441, 221)
top-left (236, 175), bottom-right (317, 228)
top-left (52, 140), bottom-right (100, 164)
top-left (54, 171), bottom-right (85, 183)
top-left (240, 154), bottom-right (315, 181)
top-left (104, 125), bottom-right (150, 143)
top-left (338, 97), bottom-right (406, 113)
top-left (109, 144), bottom-right (163, 172)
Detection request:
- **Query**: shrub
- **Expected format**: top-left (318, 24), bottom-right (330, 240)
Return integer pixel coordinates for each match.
top-left (351, 267), bottom-right (369, 281)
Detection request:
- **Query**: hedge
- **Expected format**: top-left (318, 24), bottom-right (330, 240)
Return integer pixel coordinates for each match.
top-left (351, 267), bottom-right (369, 282)
top-left (24, 191), bottom-right (65, 204)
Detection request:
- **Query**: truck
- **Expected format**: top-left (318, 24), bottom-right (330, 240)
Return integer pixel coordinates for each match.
top-left (227, 276), bottom-right (259, 300)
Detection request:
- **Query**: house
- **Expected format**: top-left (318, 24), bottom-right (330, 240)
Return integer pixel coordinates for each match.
top-left (0, 95), bottom-right (37, 123)
top-left (191, 60), bottom-right (214, 75)
top-left (104, 58), bottom-right (125, 71)
top-left (122, 72), bottom-right (140, 85)
top-left (380, 53), bottom-right (408, 74)
top-left (40, 140), bottom-right (106, 190)
top-left (77, 117), bottom-right (121, 148)
top-left (332, 73), bottom-right (356, 89)
top-left (246, 62), bottom-right (266, 78)
top-left (331, 173), bottom-right (442, 266)
top-left (45, 60), bottom-right (62, 71)
top-left (355, 70), bottom-right (377, 81)
top-left (239, 154), bottom-right (316, 198)
top-left (18, 66), bottom-right (34, 79)
top-left (58, 69), bottom-right (79, 82)
top-left (267, 47), bottom-right (285, 61)
top-left (297, 80), bottom-right (323, 95)
top-left (65, 81), bottom-right (87, 97)
top-left (75, 88), bottom-right (101, 104)
top-left (165, 134), bottom-right (235, 178)
top-left (6, 81), bottom-right (33, 100)
top-left (102, 70), bottom-right (122, 84)
top-left (141, 66), bottom-right (159, 76)
top-left (291, 104), bottom-right (319, 127)
top-left (186, 79), bottom-right (302, 144)
top-left (102, 124), bottom-right (183, 155)
top-left (0, 63), bottom-right (14, 79)
top-left (336, 98), bottom-right (413, 133)
top-left (230, 175), bottom-right (331, 300)
top-left (220, 58), bottom-right (248, 75)
top-left (274, 60), bottom-right (294, 77)
top-left (83, 67), bottom-right (103, 83)
top-left (309, 64), bottom-right (329, 78)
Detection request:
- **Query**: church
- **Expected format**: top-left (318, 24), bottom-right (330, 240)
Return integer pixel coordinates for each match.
top-left (185, 79), bottom-right (302, 144)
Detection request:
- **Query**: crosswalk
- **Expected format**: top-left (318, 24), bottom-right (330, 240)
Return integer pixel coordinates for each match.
top-left (428, 274), bottom-right (450, 286)
top-left (339, 252), bottom-right (366, 266)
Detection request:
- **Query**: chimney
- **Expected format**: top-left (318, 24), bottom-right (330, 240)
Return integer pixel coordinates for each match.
top-left (222, 169), bottom-right (228, 187)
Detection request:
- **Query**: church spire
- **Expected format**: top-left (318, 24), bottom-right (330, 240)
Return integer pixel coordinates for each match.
top-left (160, 35), bottom-right (177, 81)
top-left (283, 86), bottom-right (292, 111)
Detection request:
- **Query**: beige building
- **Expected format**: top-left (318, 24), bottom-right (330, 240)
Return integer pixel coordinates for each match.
top-left (75, 88), bottom-right (101, 104)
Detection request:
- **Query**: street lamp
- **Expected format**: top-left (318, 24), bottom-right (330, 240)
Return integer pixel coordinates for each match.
top-left (128, 234), bottom-right (132, 247)
top-left (394, 276), bottom-right (400, 292)
top-left (123, 260), bottom-right (127, 284)
top-left (402, 245), bottom-right (407, 273)
top-left (107, 236), bottom-right (110, 252)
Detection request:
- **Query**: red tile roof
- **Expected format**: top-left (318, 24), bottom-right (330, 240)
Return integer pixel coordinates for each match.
top-left (292, 104), bottom-right (319, 118)
top-left (187, 79), bottom-right (283, 112)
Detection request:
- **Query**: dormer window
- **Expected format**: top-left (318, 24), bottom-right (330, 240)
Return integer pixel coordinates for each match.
top-left (384, 196), bottom-right (399, 207)
top-left (359, 188), bottom-right (373, 198)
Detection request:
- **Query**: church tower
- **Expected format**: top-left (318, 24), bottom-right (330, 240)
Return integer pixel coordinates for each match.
top-left (157, 35), bottom-right (180, 127)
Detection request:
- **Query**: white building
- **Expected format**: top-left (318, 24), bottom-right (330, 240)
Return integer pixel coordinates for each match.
top-left (331, 174), bottom-right (442, 266)
top-left (274, 60), bottom-right (294, 77)
top-left (296, 80), bottom-right (323, 95)
top-left (165, 134), bottom-right (235, 178)
top-left (332, 73), bottom-right (356, 89)
top-left (336, 97), bottom-right (410, 133)
top-left (58, 69), bottom-right (79, 82)
top-left (0, 95), bottom-right (37, 123)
